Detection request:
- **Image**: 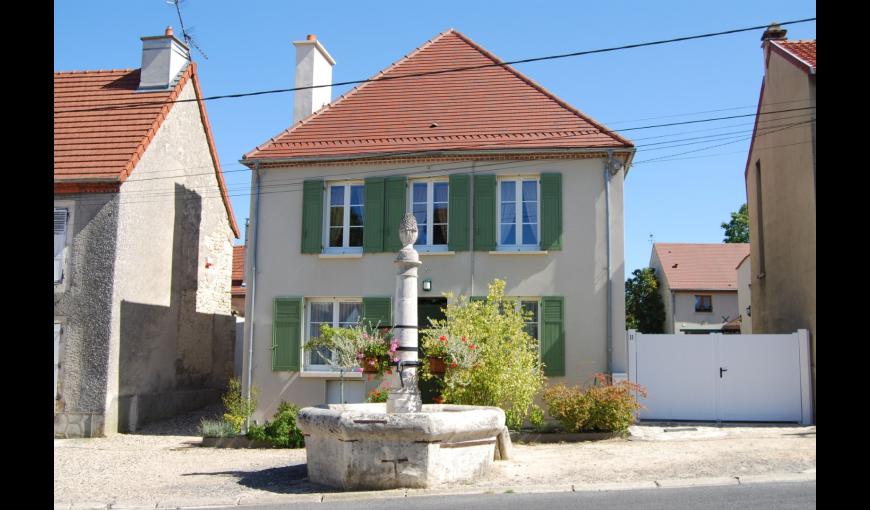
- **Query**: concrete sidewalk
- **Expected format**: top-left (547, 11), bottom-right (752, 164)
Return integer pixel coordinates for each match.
top-left (54, 412), bottom-right (816, 510)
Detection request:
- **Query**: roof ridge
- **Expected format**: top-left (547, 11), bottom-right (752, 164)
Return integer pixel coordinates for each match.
top-left (54, 68), bottom-right (138, 75)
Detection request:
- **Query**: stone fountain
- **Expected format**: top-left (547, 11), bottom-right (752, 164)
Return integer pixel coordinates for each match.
top-left (297, 214), bottom-right (508, 490)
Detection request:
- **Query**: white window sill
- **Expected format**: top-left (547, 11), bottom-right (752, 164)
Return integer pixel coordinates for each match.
top-left (318, 253), bottom-right (363, 259)
top-left (299, 370), bottom-right (364, 379)
top-left (419, 251), bottom-right (455, 256)
top-left (488, 250), bottom-right (548, 255)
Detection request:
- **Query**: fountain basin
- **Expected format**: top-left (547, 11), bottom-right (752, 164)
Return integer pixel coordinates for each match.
top-left (297, 403), bottom-right (506, 489)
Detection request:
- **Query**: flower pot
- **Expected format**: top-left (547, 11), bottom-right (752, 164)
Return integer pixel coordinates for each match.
top-left (428, 356), bottom-right (447, 375)
top-left (362, 357), bottom-right (381, 374)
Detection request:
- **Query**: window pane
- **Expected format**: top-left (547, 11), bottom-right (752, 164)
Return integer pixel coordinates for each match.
top-left (413, 183), bottom-right (427, 203)
top-left (524, 323), bottom-right (538, 340)
top-left (350, 186), bottom-right (364, 205)
top-left (329, 227), bottom-right (343, 247)
top-left (521, 301), bottom-right (538, 322)
top-left (312, 347), bottom-right (332, 365)
top-left (501, 181), bottom-right (516, 202)
top-left (417, 225), bottom-right (427, 245)
top-left (522, 181), bottom-right (537, 202)
top-left (522, 224), bottom-right (538, 245)
top-left (339, 302), bottom-right (362, 324)
top-left (433, 182), bottom-right (448, 203)
top-left (413, 204), bottom-right (427, 221)
top-left (433, 224), bottom-right (447, 245)
top-left (330, 186), bottom-right (344, 206)
top-left (500, 203), bottom-right (516, 223)
top-left (349, 205), bottom-right (364, 226)
top-left (433, 204), bottom-right (448, 224)
top-left (349, 227), bottom-right (363, 247)
top-left (311, 302), bottom-right (333, 323)
top-left (500, 224), bottom-right (516, 245)
top-left (522, 202), bottom-right (537, 223)
top-left (330, 207), bottom-right (344, 228)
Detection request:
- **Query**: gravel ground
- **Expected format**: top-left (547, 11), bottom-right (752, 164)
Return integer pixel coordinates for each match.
top-left (54, 408), bottom-right (816, 508)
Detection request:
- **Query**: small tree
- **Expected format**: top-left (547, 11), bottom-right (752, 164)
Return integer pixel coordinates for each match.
top-left (222, 377), bottom-right (258, 433)
top-left (721, 203), bottom-right (749, 243)
top-left (625, 268), bottom-right (665, 333)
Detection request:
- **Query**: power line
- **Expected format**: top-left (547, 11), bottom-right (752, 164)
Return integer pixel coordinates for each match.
top-left (56, 17), bottom-right (816, 114)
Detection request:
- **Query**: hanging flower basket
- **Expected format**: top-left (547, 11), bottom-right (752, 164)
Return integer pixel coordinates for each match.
top-left (428, 356), bottom-right (447, 375)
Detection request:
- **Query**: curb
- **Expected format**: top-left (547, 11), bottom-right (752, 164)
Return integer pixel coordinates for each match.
top-left (53, 470), bottom-right (815, 509)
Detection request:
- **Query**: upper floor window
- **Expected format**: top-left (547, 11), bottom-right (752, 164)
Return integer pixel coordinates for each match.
top-left (54, 207), bottom-right (69, 284)
top-left (498, 178), bottom-right (539, 250)
top-left (325, 183), bottom-right (364, 253)
top-left (695, 295), bottom-right (712, 313)
top-left (306, 298), bottom-right (362, 370)
top-left (410, 180), bottom-right (448, 250)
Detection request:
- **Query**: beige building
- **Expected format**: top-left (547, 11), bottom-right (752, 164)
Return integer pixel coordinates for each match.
top-left (736, 254), bottom-right (752, 334)
top-left (744, 25), bottom-right (816, 412)
top-left (240, 30), bottom-right (635, 421)
top-left (649, 243), bottom-right (749, 334)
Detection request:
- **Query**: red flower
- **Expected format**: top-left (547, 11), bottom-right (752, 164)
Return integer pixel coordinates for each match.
top-left (450, 362), bottom-right (458, 368)
top-left (439, 335), bottom-right (446, 341)
top-left (469, 344), bottom-right (476, 350)
top-left (461, 336), bottom-right (467, 343)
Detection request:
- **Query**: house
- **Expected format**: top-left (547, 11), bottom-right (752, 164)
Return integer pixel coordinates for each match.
top-left (744, 24), bottom-right (815, 413)
top-left (240, 30), bottom-right (635, 421)
top-left (736, 253), bottom-right (752, 333)
top-left (54, 27), bottom-right (240, 437)
top-left (231, 245), bottom-right (246, 316)
top-left (649, 243), bottom-right (750, 334)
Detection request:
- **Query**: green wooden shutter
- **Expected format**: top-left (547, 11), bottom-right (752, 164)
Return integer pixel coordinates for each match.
top-left (273, 297), bottom-right (302, 371)
top-left (448, 174), bottom-right (470, 251)
top-left (363, 177), bottom-right (385, 253)
top-left (301, 180), bottom-right (324, 254)
top-left (383, 176), bottom-right (407, 252)
top-left (541, 296), bottom-right (565, 376)
top-left (362, 297), bottom-right (392, 329)
top-left (473, 174), bottom-right (496, 251)
top-left (540, 173), bottom-right (562, 250)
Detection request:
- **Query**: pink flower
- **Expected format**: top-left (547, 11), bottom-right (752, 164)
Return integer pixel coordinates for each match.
top-left (390, 342), bottom-right (399, 351)
top-left (368, 359), bottom-right (376, 366)
top-left (356, 353), bottom-right (365, 359)
top-left (392, 357), bottom-right (400, 363)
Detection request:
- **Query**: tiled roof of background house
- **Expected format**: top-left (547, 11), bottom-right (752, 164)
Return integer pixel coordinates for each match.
top-left (232, 245), bottom-right (245, 296)
top-left (54, 64), bottom-right (239, 237)
top-left (653, 243), bottom-right (750, 291)
top-left (245, 29), bottom-right (633, 162)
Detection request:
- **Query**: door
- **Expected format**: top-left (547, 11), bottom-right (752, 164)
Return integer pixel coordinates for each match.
top-left (418, 298), bottom-right (447, 403)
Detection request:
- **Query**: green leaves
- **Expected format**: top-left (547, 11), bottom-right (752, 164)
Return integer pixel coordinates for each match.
top-left (625, 268), bottom-right (666, 333)
top-left (721, 203), bottom-right (749, 243)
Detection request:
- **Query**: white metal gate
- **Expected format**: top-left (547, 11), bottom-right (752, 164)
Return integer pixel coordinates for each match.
top-left (627, 329), bottom-right (812, 424)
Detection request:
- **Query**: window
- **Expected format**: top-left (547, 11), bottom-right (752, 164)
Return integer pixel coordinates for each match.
top-left (54, 208), bottom-right (69, 284)
top-left (695, 295), bottom-right (712, 313)
top-left (325, 183), bottom-right (364, 252)
top-left (410, 180), bottom-right (448, 250)
top-left (498, 178), bottom-right (539, 249)
top-left (306, 299), bottom-right (362, 370)
top-left (520, 300), bottom-right (540, 341)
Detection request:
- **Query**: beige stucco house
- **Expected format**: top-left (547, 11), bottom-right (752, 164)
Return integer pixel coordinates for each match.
top-left (54, 28), bottom-right (239, 437)
top-left (649, 243), bottom-right (749, 334)
top-left (744, 25), bottom-right (816, 412)
top-left (240, 30), bottom-right (635, 421)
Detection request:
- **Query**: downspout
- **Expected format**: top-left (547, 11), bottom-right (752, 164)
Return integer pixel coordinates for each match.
top-left (604, 151), bottom-right (614, 374)
top-left (244, 161), bottom-right (261, 432)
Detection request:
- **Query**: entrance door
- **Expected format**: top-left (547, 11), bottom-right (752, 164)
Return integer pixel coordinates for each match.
top-left (418, 298), bottom-right (447, 403)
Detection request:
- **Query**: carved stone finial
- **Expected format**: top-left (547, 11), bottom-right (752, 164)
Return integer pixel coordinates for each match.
top-left (399, 213), bottom-right (418, 247)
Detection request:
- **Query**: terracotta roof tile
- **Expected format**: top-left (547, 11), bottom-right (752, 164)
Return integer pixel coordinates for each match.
top-left (774, 40), bottom-right (816, 70)
top-left (232, 245), bottom-right (245, 281)
top-left (245, 29), bottom-right (632, 161)
top-left (653, 243), bottom-right (750, 291)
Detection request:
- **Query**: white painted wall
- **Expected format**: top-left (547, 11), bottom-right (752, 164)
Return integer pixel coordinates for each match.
top-left (292, 39), bottom-right (335, 124)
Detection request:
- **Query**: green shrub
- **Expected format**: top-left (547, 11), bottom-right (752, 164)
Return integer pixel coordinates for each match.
top-left (528, 405), bottom-right (546, 432)
top-left (221, 377), bottom-right (258, 434)
top-left (199, 418), bottom-right (238, 438)
top-left (428, 279), bottom-right (546, 430)
top-left (245, 401), bottom-right (305, 448)
top-left (366, 387), bottom-right (390, 403)
top-left (542, 374), bottom-right (647, 433)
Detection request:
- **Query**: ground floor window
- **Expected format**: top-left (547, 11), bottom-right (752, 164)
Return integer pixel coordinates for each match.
top-left (306, 299), bottom-right (362, 370)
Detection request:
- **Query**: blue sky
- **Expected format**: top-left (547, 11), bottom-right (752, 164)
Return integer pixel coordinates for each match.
top-left (54, 0), bottom-right (815, 277)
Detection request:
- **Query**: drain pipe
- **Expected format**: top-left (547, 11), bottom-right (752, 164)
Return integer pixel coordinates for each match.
top-left (244, 161), bottom-right (261, 432)
top-left (604, 151), bottom-right (614, 374)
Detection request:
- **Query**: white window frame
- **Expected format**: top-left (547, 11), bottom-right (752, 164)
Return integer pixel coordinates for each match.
top-left (304, 297), bottom-right (363, 372)
top-left (408, 179), bottom-right (449, 252)
top-left (497, 177), bottom-right (540, 251)
top-left (54, 201), bottom-right (75, 287)
top-left (323, 182), bottom-right (364, 254)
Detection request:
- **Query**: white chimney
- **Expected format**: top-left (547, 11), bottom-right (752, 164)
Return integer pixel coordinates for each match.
top-left (292, 34), bottom-right (336, 124)
top-left (138, 26), bottom-right (190, 91)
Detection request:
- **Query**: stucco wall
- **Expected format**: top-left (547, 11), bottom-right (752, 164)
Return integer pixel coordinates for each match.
top-left (746, 46), bottom-right (815, 408)
top-left (54, 193), bottom-right (119, 438)
top-left (737, 257), bottom-right (752, 334)
top-left (671, 291), bottom-right (738, 332)
top-left (242, 157), bottom-right (626, 421)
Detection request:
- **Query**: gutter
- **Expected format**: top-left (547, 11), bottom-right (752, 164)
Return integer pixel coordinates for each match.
top-left (244, 161), bottom-right (261, 432)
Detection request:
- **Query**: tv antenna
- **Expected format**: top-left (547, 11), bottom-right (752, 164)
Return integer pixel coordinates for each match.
top-left (167, 0), bottom-right (209, 60)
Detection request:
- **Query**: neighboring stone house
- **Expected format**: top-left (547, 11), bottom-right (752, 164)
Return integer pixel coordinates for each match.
top-left (649, 243), bottom-right (749, 334)
top-left (231, 245), bottom-right (246, 316)
top-left (744, 24), bottom-right (816, 414)
top-left (54, 27), bottom-right (240, 437)
top-left (240, 30), bottom-right (635, 421)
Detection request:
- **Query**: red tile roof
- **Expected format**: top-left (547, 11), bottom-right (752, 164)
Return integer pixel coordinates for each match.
top-left (771, 40), bottom-right (816, 73)
top-left (54, 64), bottom-right (239, 238)
top-left (653, 243), bottom-right (750, 291)
top-left (245, 29), bottom-right (633, 162)
top-left (232, 245), bottom-right (245, 296)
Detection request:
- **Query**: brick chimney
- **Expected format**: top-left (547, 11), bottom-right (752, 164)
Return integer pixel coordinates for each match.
top-left (292, 34), bottom-right (336, 124)
top-left (139, 26), bottom-right (190, 91)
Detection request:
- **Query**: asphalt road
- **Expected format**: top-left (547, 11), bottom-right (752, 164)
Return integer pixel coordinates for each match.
top-left (217, 481), bottom-right (816, 510)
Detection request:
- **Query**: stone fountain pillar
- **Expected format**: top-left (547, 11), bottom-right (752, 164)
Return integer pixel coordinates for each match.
top-left (386, 213), bottom-right (423, 413)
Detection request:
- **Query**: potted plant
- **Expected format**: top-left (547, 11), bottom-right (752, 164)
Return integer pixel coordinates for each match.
top-left (421, 325), bottom-right (482, 379)
top-left (356, 324), bottom-right (397, 376)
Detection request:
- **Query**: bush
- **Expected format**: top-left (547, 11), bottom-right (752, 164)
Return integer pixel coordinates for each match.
top-left (222, 377), bottom-right (258, 434)
top-left (199, 418), bottom-right (238, 438)
top-left (542, 374), bottom-right (647, 433)
top-left (366, 387), bottom-right (390, 403)
top-left (427, 279), bottom-right (546, 430)
top-left (528, 405), bottom-right (546, 432)
top-left (245, 401), bottom-right (305, 448)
